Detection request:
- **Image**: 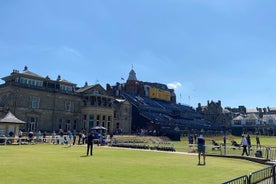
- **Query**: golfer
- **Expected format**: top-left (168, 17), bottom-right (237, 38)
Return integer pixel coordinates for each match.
top-left (86, 130), bottom-right (95, 156)
top-left (197, 134), bottom-right (206, 165)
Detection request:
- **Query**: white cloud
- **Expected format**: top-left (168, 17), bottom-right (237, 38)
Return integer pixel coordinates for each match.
top-left (59, 46), bottom-right (82, 57)
top-left (167, 81), bottom-right (182, 89)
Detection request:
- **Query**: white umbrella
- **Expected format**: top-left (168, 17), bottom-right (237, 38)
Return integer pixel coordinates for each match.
top-left (91, 126), bottom-right (107, 130)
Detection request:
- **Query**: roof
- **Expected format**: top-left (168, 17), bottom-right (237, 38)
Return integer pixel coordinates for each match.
top-left (75, 84), bottom-right (96, 93)
top-left (245, 113), bottom-right (259, 120)
top-left (21, 68), bottom-right (44, 79)
top-left (0, 111), bottom-right (26, 124)
top-left (127, 69), bottom-right (137, 81)
top-left (262, 114), bottom-right (276, 121)
top-left (222, 109), bottom-right (231, 114)
top-left (247, 108), bottom-right (258, 113)
top-left (58, 78), bottom-right (76, 85)
top-left (233, 115), bottom-right (244, 121)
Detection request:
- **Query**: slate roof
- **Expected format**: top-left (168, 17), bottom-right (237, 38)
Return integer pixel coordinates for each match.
top-left (75, 85), bottom-right (96, 93)
top-left (21, 69), bottom-right (44, 79)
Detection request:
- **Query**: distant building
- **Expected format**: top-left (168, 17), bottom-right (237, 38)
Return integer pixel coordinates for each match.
top-left (196, 100), bottom-right (232, 127)
top-left (107, 68), bottom-right (176, 103)
top-left (231, 107), bottom-right (276, 135)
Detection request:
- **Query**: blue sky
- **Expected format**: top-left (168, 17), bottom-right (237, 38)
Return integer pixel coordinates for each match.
top-left (1, 0), bottom-right (276, 109)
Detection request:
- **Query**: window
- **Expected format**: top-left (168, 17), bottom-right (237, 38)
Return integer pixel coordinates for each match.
top-left (59, 119), bottom-right (62, 129)
top-left (31, 96), bottom-right (40, 109)
top-left (60, 85), bottom-right (73, 91)
top-left (65, 120), bottom-right (71, 131)
top-left (20, 77), bottom-right (43, 87)
top-left (28, 117), bottom-right (38, 131)
top-left (93, 89), bottom-right (99, 94)
top-left (107, 116), bottom-right (111, 131)
top-left (108, 99), bottom-right (112, 107)
top-left (73, 120), bottom-right (77, 129)
top-left (89, 115), bottom-right (94, 128)
top-left (83, 115), bottom-right (87, 129)
top-left (65, 101), bottom-right (72, 112)
top-left (96, 115), bottom-right (100, 126)
top-left (233, 120), bottom-right (241, 125)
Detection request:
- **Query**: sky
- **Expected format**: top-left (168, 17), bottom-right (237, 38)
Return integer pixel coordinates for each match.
top-left (1, 0), bottom-right (276, 109)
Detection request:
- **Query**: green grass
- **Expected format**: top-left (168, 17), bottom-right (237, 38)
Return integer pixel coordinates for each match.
top-left (0, 144), bottom-right (265, 184)
top-left (174, 135), bottom-right (276, 154)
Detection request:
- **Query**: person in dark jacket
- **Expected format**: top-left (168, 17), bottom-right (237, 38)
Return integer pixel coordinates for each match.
top-left (86, 130), bottom-right (95, 156)
top-left (197, 134), bottom-right (206, 165)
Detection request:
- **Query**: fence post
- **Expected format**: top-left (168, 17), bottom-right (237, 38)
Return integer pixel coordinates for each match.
top-left (273, 165), bottom-right (276, 184)
top-left (266, 147), bottom-right (270, 160)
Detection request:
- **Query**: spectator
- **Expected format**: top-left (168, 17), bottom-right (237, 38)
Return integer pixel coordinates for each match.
top-left (109, 133), bottom-right (114, 144)
top-left (246, 134), bottom-right (251, 155)
top-left (256, 135), bottom-right (261, 149)
top-left (42, 131), bottom-right (46, 143)
top-left (9, 131), bottom-right (14, 137)
top-left (197, 134), bottom-right (206, 165)
top-left (52, 131), bottom-right (56, 144)
top-left (188, 135), bottom-right (193, 145)
top-left (82, 132), bottom-right (86, 145)
top-left (18, 130), bottom-right (23, 145)
top-left (36, 130), bottom-right (41, 143)
top-left (73, 129), bottom-right (77, 145)
top-left (68, 131), bottom-right (73, 147)
top-left (241, 135), bottom-right (249, 156)
top-left (78, 132), bottom-right (82, 145)
top-left (28, 131), bottom-right (34, 144)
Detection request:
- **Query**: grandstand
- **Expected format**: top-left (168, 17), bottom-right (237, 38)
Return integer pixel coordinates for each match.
top-left (121, 92), bottom-right (216, 140)
top-left (106, 68), bottom-right (223, 140)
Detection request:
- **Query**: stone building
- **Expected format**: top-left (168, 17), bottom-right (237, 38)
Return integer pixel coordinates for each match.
top-left (0, 66), bottom-right (81, 132)
top-left (196, 100), bottom-right (232, 127)
top-left (107, 68), bottom-right (176, 103)
top-left (75, 83), bottom-right (131, 134)
top-left (113, 99), bottom-right (132, 134)
top-left (0, 66), bottom-right (132, 134)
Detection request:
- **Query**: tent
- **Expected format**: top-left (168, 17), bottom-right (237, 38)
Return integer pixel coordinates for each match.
top-left (0, 111), bottom-right (26, 137)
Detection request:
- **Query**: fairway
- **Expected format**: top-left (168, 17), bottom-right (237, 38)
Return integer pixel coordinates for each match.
top-left (0, 144), bottom-right (265, 184)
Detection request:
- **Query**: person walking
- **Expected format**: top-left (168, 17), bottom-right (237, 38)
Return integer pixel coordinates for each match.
top-left (246, 134), bottom-right (251, 155)
top-left (241, 135), bottom-right (249, 156)
top-left (256, 135), bottom-right (261, 149)
top-left (86, 130), bottom-right (95, 156)
top-left (197, 134), bottom-right (206, 165)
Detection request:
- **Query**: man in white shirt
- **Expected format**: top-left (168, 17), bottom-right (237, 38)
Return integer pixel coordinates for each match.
top-left (241, 135), bottom-right (249, 156)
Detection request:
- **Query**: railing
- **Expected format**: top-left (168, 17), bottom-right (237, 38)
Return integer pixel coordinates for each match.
top-left (222, 165), bottom-right (276, 184)
top-left (249, 166), bottom-right (275, 184)
top-left (0, 136), bottom-right (74, 145)
top-left (221, 175), bottom-right (248, 184)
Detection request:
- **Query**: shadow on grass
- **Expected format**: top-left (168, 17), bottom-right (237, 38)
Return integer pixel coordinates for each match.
top-left (80, 155), bottom-right (93, 157)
